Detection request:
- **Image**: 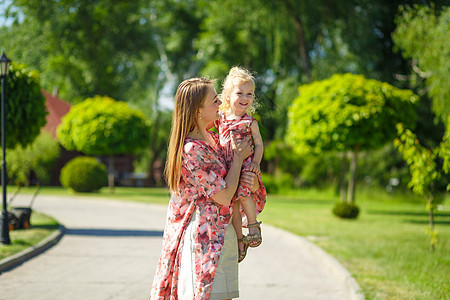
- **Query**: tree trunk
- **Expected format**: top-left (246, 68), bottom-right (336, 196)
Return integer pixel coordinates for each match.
top-left (339, 152), bottom-right (348, 202)
top-left (293, 16), bottom-right (312, 82)
top-left (428, 194), bottom-right (435, 252)
top-left (108, 155), bottom-right (115, 193)
top-left (280, 0), bottom-right (312, 82)
top-left (347, 147), bottom-right (359, 204)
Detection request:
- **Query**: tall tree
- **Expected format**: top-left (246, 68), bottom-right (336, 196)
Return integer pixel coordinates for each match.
top-left (2, 0), bottom-right (159, 103)
top-left (287, 73), bottom-right (418, 204)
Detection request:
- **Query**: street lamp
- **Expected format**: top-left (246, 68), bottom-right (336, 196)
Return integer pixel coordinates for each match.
top-left (0, 52), bottom-right (11, 245)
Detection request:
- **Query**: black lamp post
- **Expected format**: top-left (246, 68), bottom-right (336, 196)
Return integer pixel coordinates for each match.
top-left (0, 52), bottom-right (11, 245)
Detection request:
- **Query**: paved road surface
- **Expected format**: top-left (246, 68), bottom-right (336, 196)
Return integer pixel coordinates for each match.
top-left (0, 195), bottom-right (353, 300)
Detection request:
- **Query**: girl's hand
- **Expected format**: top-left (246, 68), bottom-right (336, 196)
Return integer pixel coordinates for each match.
top-left (231, 133), bottom-right (253, 161)
top-left (240, 171), bottom-right (259, 192)
top-left (247, 162), bottom-right (261, 175)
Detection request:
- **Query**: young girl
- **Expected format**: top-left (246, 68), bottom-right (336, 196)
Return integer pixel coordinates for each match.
top-left (215, 67), bottom-right (266, 263)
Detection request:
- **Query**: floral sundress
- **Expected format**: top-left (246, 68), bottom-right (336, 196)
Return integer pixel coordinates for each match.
top-left (150, 132), bottom-right (233, 299)
top-left (215, 113), bottom-right (267, 223)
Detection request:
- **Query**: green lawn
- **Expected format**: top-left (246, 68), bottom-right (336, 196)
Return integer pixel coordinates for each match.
top-left (0, 211), bottom-right (60, 261)
top-left (259, 187), bottom-right (450, 300)
top-left (6, 185), bottom-right (450, 299)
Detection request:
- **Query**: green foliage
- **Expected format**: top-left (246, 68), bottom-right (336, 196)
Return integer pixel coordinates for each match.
top-left (394, 123), bottom-right (446, 196)
top-left (395, 123), bottom-right (449, 194)
top-left (2, 0), bottom-right (160, 103)
top-left (332, 201), bottom-right (360, 219)
top-left (60, 157), bottom-right (107, 192)
top-left (6, 132), bottom-right (60, 185)
top-left (394, 122), bottom-right (449, 250)
top-left (264, 140), bottom-right (341, 187)
top-left (393, 4), bottom-right (450, 124)
top-left (287, 73), bottom-right (418, 154)
top-left (261, 172), bottom-right (294, 195)
top-left (57, 96), bottom-right (151, 156)
top-left (2, 63), bottom-right (47, 148)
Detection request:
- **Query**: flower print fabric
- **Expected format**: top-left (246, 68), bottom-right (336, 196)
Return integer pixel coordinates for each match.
top-left (215, 113), bottom-right (267, 223)
top-left (150, 132), bottom-right (233, 300)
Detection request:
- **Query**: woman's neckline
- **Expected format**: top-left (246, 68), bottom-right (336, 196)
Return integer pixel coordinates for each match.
top-left (186, 131), bottom-right (217, 148)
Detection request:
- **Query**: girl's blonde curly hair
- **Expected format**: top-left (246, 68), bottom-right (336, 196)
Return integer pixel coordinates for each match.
top-left (220, 66), bottom-right (256, 115)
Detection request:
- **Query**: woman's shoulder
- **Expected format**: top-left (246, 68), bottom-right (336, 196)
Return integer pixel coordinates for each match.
top-left (183, 132), bottom-right (219, 156)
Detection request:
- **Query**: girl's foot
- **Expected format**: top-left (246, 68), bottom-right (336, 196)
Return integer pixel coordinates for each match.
top-left (237, 236), bottom-right (249, 263)
top-left (247, 221), bottom-right (262, 248)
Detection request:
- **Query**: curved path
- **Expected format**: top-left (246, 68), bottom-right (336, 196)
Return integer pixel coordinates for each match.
top-left (0, 195), bottom-right (358, 300)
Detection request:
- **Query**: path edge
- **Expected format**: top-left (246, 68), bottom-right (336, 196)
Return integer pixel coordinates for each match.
top-left (265, 224), bottom-right (365, 300)
top-left (0, 224), bottom-right (65, 273)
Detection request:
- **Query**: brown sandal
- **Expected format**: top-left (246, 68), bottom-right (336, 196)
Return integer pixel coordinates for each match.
top-left (247, 221), bottom-right (262, 248)
top-left (238, 236), bottom-right (249, 263)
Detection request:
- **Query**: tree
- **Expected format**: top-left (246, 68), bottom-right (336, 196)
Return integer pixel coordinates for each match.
top-left (57, 96), bottom-right (151, 191)
top-left (6, 132), bottom-right (60, 185)
top-left (1, 63), bottom-right (47, 148)
top-left (286, 73), bottom-right (418, 204)
top-left (395, 122), bottom-right (449, 251)
top-left (392, 4), bottom-right (450, 251)
top-left (2, 0), bottom-right (160, 103)
top-left (393, 4), bottom-right (450, 124)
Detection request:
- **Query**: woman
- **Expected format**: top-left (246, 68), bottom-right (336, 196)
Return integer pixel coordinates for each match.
top-left (150, 78), bottom-right (266, 299)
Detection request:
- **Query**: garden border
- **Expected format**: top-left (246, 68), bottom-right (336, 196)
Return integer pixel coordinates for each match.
top-left (0, 225), bottom-right (65, 273)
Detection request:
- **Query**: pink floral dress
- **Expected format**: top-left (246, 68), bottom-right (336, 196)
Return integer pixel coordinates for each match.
top-left (151, 132), bottom-right (233, 299)
top-left (215, 113), bottom-right (266, 221)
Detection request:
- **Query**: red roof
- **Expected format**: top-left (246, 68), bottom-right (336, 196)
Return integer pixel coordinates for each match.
top-left (42, 90), bottom-right (71, 138)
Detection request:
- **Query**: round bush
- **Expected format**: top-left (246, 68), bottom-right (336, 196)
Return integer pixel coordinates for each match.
top-left (60, 157), bottom-right (107, 192)
top-left (332, 202), bottom-right (360, 219)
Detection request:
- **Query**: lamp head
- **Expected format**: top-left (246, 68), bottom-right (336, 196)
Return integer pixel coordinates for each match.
top-left (0, 53), bottom-right (11, 78)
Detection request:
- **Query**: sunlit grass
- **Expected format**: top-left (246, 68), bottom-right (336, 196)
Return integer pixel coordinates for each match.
top-left (258, 189), bottom-right (450, 300)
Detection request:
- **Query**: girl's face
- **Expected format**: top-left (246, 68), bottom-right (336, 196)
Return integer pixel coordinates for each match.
top-left (198, 87), bottom-right (221, 124)
top-left (228, 80), bottom-right (254, 115)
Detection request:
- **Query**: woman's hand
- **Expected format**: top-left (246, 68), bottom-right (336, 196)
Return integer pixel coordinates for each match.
top-left (240, 171), bottom-right (260, 192)
top-left (231, 133), bottom-right (253, 161)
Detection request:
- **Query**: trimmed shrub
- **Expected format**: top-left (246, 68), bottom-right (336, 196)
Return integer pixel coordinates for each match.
top-left (60, 157), bottom-right (107, 192)
top-left (332, 202), bottom-right (360, 219)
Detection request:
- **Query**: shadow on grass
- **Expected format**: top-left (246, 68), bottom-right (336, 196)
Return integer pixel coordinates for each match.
top-left (10, 239), bottom-right (32, 246)
top-left (66, 228), bottom-right (164, 237)
top-left (367, 210), bottom-right (450, 225)
top-left (30, 225), bottom-right (60, 230)
top-left (404, 219), bottom-right (450, 225)
top-left (367, 210), bottom-right (450, 217)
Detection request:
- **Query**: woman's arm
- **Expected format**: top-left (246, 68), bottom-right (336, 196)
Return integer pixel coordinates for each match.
top-left (211, 136), bottom-right (253, 206)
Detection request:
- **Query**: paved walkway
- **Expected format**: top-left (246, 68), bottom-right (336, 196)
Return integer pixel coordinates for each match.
top-left (0, 195), bottom-right (358, 300)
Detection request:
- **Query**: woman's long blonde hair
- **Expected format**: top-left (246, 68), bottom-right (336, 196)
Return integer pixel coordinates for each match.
top-left (165, 78), bottom-right (214, 192)
top-left (220, 66), bottom-right (256, 114)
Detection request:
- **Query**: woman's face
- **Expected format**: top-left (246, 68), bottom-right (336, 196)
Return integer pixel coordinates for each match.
top-left (228, 80), bottom-right (254, 115)
top-left (198, 87), bottom-right (221, 124)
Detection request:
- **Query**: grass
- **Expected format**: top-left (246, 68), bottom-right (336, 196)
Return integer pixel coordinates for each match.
top-left (0, 211), bottom-right (60, 261)
top-left (6, 185), bottom-right (450, 299)
top-left (259, 187), bottom-right (450, 300)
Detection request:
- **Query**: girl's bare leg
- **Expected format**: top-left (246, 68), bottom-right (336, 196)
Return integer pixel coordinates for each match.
top-left (232, 201), bottom-right (244, 253)
top-left (241, 195), bottom-right (261, 247)
top-left (240, 196), bottom-right (258, 235)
